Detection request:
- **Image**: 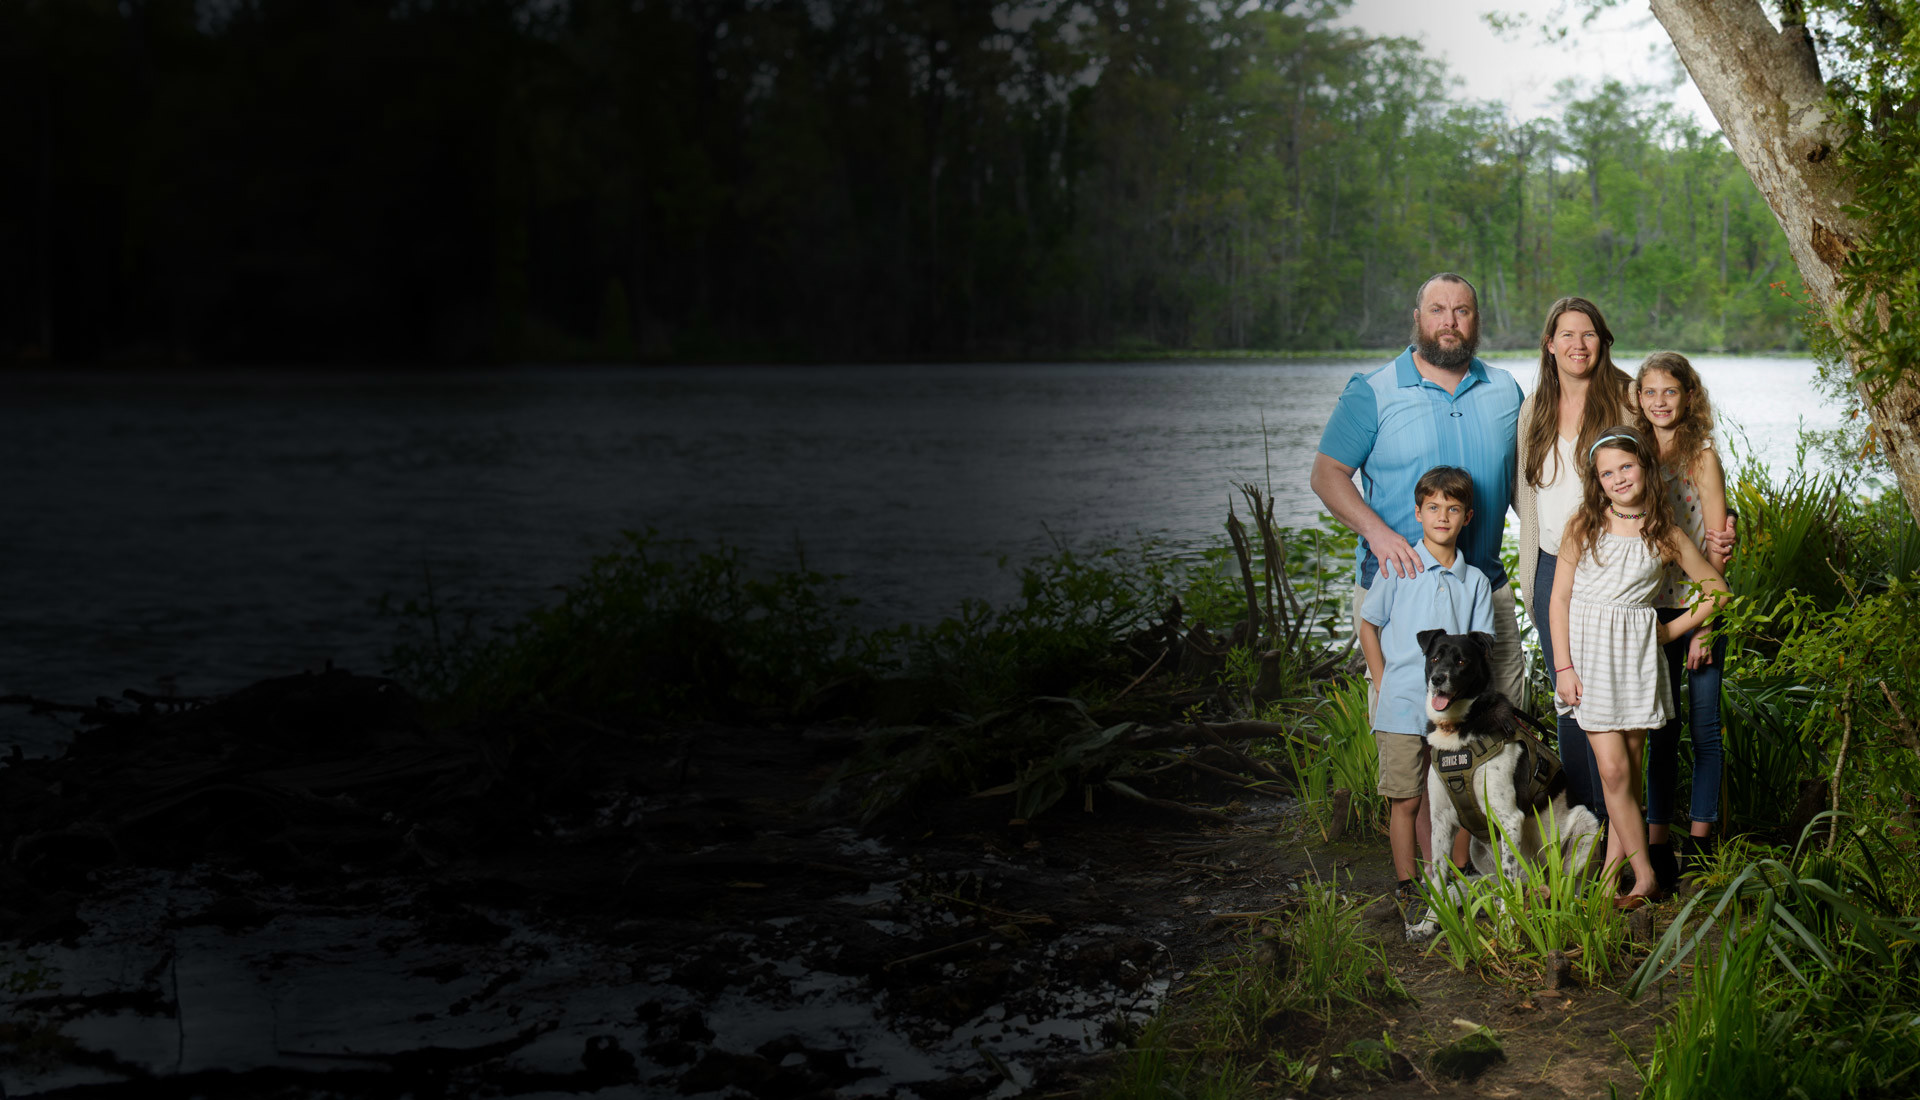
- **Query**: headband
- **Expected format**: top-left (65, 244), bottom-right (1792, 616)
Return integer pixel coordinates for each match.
top-left (1586, 433), bottom-right (1637, 460)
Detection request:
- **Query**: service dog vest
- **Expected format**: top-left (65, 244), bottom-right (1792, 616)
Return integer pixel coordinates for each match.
top-left (1432, 732), bottom-right (1563, 842)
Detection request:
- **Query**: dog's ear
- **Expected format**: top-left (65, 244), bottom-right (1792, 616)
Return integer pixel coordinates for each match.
top-left (1417, 628), bottom-right (1445, 656)
top-left (1470, 631), bottom-right (1496, 657)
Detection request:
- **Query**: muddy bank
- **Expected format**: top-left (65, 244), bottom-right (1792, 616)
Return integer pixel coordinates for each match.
top-left (0, 670), bottom-right (1318, 1097)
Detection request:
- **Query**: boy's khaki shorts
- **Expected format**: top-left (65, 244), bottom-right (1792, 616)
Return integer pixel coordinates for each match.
top-left (1374, 730), bottom-right (1430, 800)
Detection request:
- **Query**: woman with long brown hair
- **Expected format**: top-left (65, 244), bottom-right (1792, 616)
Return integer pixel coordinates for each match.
top-left (1515, 298), bottom-right (1637, 823)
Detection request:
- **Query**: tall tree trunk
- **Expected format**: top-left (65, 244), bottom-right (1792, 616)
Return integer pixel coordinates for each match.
top-left (1652, 0), bottom-right (1920, 519)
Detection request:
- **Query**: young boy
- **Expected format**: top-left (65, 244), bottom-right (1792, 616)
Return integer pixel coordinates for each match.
top-left (1358, 465), bottom-right (1495, 929)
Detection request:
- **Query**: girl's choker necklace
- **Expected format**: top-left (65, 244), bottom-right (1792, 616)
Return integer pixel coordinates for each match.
top-left (1609, 505), bottom-right (1647, 520)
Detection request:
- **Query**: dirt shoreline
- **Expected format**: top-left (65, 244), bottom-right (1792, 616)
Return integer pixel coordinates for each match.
top-left (0, 670), bottom-right (1669, 1097)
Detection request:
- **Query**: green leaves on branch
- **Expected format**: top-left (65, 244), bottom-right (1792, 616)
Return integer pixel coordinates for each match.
top-left (1834, 119), bottom-right (1920, 403)
top-left (1793, 0), bottom-right (1920, 405)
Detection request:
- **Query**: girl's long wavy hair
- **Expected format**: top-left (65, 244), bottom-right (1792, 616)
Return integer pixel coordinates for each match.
top-left (1564, 424), bottom-right (1680, 569)
top-left (1524, 296), bottom-right (1635, 489)
top-left (1632, 351), bottom-right (1717, 475)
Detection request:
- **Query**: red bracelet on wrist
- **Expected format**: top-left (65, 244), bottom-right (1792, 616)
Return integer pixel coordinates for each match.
top-left (1555, 664), bottom-right (1573, 673)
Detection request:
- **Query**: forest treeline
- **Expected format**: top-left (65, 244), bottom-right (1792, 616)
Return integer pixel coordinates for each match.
top-left (1, 0), bottom-right (1805, 364)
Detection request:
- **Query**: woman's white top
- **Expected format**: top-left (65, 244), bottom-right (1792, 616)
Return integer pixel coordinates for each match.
top-left (1536, 435), bottom-right (1583, 556)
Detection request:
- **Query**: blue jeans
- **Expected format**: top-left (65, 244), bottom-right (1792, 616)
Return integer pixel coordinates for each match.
top-left (1646, 606), bottom-right (1726, 826)
top-left (1532, 550), bottom-right (1604, 821)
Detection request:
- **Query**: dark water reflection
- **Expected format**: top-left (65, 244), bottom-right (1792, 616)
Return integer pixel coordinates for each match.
top-left (1, 358), bottom-right (1827, 754)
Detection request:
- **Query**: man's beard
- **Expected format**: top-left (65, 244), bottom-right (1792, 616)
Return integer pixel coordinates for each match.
top-left (1415, 325), bottom-right (1478, 368)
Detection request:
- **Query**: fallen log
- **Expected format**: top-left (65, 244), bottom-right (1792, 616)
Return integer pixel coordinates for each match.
top-left (1183, 758), bottom-right (1281, 791)
top-left (1188, 719), bottom-right (1327, 749)
top-left (1102, 779), bottom-right (1235, 825)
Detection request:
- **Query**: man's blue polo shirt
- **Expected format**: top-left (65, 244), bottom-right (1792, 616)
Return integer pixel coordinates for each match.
top-left (1317, 346), bottom-right (1522, 590)
top-left (1361, 541), bottom-right (1495, 736)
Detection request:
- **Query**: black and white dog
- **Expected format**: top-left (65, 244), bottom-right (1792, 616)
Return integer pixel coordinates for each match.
top-left (1405, 629), bottom-right (1600, 940)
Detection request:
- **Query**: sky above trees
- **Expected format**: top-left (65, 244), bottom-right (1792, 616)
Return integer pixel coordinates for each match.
top-left (1339, 0), bottom-right (1716, 129)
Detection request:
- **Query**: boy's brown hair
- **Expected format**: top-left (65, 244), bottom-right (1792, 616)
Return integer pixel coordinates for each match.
top-left (1414, 465), bottom-right (1474, 509)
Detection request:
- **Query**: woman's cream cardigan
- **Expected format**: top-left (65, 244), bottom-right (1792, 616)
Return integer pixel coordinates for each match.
top-left (1514, 391), bottom-right (1547, 604)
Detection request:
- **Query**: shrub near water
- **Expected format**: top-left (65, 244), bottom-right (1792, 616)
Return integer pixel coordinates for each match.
top-left (1713, 476), bottom-right (1920, 833)
top-left (382, 531), bottom-right (1231, 726)
top-left (381, 530), bottom-right (887, 724)
top-left (1686, 445), bottom-right (1920, 833)
top-left (798, 515), bottom-right (1355, 823)
top-left (899, 543), bottom-right (1179, 716)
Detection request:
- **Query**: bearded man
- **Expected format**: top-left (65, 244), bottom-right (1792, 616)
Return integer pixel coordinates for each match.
top-left (1311, 273), bottom-right (1528, 898)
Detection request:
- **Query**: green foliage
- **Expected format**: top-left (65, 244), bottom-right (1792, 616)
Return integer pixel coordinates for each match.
top-left (828, 701), bottom-right (1174, 828)
top-left (1179, 545), bottom-right (1255, 636)
top-left (1630, 816), bottom-right (1920, 998)
top-left (966, 708), bottom-right (1161, 823)
top-left (1816, 0), bottom-right (1920, 407)
top-left (381, 505), bottom-right (1362, 830)
top-left (380, 530), bottom-right (885, 725)
top-left (1698, 443), bottom-right (1920, 833)
top-left (1052, 21), bottom-right (1801, 353)
top-left (0, 950), bottom-right (65, 1073)
top-left (1680, 832), bottom-right (1772, 894)
top-left (1101, 879), bottom-right (1403, 1098)
top-left (1094, 1017), bottom-right (1259, 1100)
top-left (828, 520), bottom-right (1356, 823)
top-left (1721, 444), bottom-right (1852, 616)
top-left (2, 953), bottom-right (54, 998)
top-left (1717, 670), bottom-right (1823, 832)
top-left (899, 543), bottom-right (1168, 716)
top-left (1627, 914), bottom-right (1802, 1100)
top-left (1267, 515), bottom-right (1360, 643)
top-left (1716, 573), bottom-right (1920, 836)
top-left (1768, 575), bottom-right (1920, 722)
top-left (1280, 879), bottom-right (1409, 1019)
top-left (1625, 817), bottom-right (1920, 1099)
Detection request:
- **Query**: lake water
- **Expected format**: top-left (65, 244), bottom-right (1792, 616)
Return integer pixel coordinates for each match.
top-left (1, 356), bottom-right (1834, 754)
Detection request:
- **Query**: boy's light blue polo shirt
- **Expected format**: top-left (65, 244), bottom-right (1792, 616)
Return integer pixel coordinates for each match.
top-left (1317, 347), bottom-right (1522, 590)
top-left (1361, 541), bottom-right (1495, 736)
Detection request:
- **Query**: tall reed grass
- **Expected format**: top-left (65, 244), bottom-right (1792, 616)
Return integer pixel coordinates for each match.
top-left (1279, 676), bottom-right (1383, 841)
top-left (1419, 812), bottom-right (1629, 987)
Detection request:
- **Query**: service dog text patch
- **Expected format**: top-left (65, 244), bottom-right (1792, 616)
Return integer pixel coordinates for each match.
top-left (1435, 751), bottom-right (1472, 772)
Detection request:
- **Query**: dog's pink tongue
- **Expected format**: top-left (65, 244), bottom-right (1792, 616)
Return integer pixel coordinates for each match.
top-left (1431, 693), bottom-right (1453, 711)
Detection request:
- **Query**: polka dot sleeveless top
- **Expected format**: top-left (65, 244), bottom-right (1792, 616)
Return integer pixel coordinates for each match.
top-left (1654, 438), bottom-right (1714, 609)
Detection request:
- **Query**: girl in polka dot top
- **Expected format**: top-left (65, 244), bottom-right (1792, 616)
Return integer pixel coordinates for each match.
top-left (1633, 352), bottom-right (1731, 891)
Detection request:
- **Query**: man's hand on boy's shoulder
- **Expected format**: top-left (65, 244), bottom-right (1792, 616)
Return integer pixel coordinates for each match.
top-left (1370, 524), bottom-right (1423, 580)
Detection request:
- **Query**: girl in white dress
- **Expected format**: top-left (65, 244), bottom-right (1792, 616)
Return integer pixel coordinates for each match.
top-left (1549, 425), bottom-right (1728, 906)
